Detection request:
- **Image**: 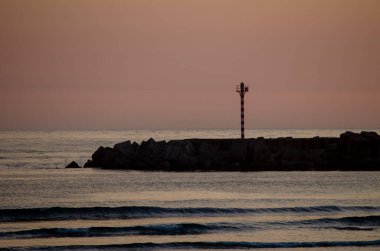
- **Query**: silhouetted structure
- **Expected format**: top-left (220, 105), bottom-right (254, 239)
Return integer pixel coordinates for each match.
top-left (82, 131), bottom-right (380, 171)
top-left (236, 82), bottom-right (249, 139)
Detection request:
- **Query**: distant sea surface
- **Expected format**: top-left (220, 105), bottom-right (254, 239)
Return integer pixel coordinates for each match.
top-left (0, 130), bottom-right (379, 250)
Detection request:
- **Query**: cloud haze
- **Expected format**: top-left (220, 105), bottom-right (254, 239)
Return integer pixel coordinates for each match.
top-left (1, 0), bottom-right (379, 129)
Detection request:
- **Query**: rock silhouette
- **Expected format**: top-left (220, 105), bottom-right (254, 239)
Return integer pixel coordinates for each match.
top-left (65, 161), bottom-right (81, 168)
top-left (82, 131), bottom-right (380, 171)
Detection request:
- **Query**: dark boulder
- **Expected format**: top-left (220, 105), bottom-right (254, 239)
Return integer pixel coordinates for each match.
top-left (114, 140), bottom-right (133, 157)
top-left (65, 161), bottom-right (81, 168)
top-left (230, 140), bottom-right (248, 160)
top-left (91, 146), bottom-right (129, 169)
top-left (83, 160), bottom-right (94, 168)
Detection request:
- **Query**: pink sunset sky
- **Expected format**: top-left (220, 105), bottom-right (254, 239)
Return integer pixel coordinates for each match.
top-left (0, 0), bottom-right (379, 130)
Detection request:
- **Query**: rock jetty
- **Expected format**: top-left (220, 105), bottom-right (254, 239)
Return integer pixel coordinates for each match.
top-left (80, 131), bottom-right (380, 171)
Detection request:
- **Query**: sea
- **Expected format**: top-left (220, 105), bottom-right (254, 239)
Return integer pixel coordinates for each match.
top-left (0, 129), bottom-right (379, 250)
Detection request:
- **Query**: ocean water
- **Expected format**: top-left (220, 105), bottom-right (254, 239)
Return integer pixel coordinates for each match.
top-left (0, 169), bottom-right (379, 250)
top-left (0, 130), bottom-right (379, 250)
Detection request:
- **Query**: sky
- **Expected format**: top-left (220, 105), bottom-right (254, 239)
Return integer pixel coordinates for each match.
top-left (0, 0), bottom-right (379, 130)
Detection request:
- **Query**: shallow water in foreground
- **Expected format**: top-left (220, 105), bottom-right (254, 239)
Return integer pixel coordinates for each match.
top-left (0, 169), bottom-right (379, 250)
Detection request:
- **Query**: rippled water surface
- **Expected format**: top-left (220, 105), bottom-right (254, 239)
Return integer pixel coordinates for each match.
top-left (0, 130), bottom-right (379, 250)
top-left (0, 169), bottom-right (379, 250)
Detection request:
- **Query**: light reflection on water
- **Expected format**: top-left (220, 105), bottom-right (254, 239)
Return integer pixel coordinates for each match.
top-left (0, 169), bottom-right (379, 250)
top-left (0, 169), bottom-right (379, 209)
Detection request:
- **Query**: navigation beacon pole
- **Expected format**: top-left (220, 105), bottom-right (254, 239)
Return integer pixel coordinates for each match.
top-left (236, 82), bottom-right (249, 139)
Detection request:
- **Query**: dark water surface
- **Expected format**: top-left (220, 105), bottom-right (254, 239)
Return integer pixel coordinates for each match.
top-left (0, 169), bottom-right (379, 250)
top-left (0, 130), bottom-right (379, 250)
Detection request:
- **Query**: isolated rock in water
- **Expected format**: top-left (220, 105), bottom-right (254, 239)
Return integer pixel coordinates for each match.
top-left (65, 161), bottom-right (81, 168)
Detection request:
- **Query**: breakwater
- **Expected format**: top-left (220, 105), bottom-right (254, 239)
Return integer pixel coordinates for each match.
top-left (77, 131), bottom-right (380, 171)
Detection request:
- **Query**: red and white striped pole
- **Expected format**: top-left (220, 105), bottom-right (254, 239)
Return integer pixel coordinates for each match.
top-left (236, 82), bottom-right (249, 139)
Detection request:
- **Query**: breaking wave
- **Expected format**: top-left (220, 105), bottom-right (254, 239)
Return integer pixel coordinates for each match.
top-left (1, 205), bottom-right (378, 222)
top-left (1, 240), bottom-right (380, 250)
top-left (296, 215), bottom-right (380, 227)
top-left (1, 215), bottom-right (378, 239)
top-left (0, 223), bottom-right (239, 238)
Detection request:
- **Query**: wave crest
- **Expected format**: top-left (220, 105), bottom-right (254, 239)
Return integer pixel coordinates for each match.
top-left (1, 205), bottom-right (378, 222)
top-left (2, 240), bottom-right (380, 250)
